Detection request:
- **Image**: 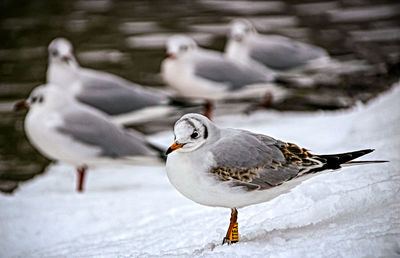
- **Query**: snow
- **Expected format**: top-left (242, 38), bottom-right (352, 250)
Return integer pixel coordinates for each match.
top-left (1, 83), bottom-right (400, 257)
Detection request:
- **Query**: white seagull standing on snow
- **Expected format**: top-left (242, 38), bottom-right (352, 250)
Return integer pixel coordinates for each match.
top-left (225, 19), bottom-right (329, 72)
top-left (16, 85), bottom-right (165, 192)
top-left (165, 113), bottom-right (387, 244)
top-left (161, 35), bottom-right (280, 102)
top-left (46, 38), bottom-right (201, 126)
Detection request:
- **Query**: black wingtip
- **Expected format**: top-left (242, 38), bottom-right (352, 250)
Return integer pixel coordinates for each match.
top-left (168, 96), bottom-right (206, 108)
top-left (317, 148), bottom-right (380, 170)
top-left (147, 142), bottom-right (167, 162)
top-left (165, 147), bottom-right (173, 155)
top-left (355, 149), bottom-right (374, 155)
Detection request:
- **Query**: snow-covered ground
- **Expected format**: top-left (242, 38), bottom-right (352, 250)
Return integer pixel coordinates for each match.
top-left (1, 84), bottom-right (399, 257)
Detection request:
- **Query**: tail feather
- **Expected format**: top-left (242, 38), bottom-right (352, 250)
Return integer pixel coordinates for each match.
top-left (341, 160), bottom-right (389, 167)
top-left (314, 149), bottom-right (388, 171)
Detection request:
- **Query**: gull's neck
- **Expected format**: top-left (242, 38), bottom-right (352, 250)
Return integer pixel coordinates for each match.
top-left (47, 61), bottom-right (79, 87)
top-left (225, 39), bottom-right (249, 65)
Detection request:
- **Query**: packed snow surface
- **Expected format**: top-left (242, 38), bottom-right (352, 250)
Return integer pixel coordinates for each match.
top-left (1, 84), bottom-right (400, 257)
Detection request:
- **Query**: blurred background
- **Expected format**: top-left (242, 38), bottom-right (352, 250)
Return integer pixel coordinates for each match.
top-left (0, 0), bottom-right (399, 193)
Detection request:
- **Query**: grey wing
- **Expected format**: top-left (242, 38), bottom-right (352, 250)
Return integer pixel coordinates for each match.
top-left (249, 35), bottom-right (327, 70)
top-left (194, 56), bottom-right (270, 91)
top-left (57, 109), bottom-right (158, 158)
top-left (77, 69), bottom-right (166, 116)
top-left (209, 130), bottom-right (307, 191)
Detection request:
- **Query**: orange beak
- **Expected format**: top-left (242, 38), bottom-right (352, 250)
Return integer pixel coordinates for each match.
top-left (14, 100), bottom-right (29, 111)
top-left (166, 141), bottom-right (185, 155)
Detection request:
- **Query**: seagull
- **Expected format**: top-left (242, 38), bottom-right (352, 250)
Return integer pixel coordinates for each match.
top-left (225, 19), bottom-right (329, 72)
top-left (161, 35), bottom-right (280, 103)
top-left (46, 37), bottom-right (202, 126)
top-left (165, 113), bottom-right (387, 245)
top-left (16, 85), bottom-right (165, 192)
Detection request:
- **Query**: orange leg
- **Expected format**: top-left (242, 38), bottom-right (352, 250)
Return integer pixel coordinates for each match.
top-left (263, 92), bottom-right (273, 108)
top-left (222, 208), bottom-right (238, 245)
top-left (76, 166), bottom-right (87, 193)
top-left (203, 100), bottom-right (214, 120)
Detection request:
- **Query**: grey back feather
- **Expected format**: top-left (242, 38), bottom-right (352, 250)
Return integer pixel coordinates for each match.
top-left (209, 130), bottom-right (306, 191)
top-left (77, 69), bottom-right (165, 115)
top-left (194, 56), bottom-right (270, 91)
top-left (249, 35), bottom-right (327, 70)
top-left (57, 109), bottom-right (158, 158)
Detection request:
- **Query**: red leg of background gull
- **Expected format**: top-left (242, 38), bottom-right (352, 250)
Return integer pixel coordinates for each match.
top-left (222, 208), bottom-right (238, 245)
top-left (203, 100), bottom-right (214, 120)
top-left (76, 166), bottom-right (87, 193)
top-left (263, 92), bottom-right (273, 108)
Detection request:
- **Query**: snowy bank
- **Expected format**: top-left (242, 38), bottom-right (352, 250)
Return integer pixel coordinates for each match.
top-left (1, 83), bottom-right (399, 257)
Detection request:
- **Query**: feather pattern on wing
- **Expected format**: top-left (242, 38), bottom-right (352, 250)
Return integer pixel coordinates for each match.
top-left (209, 129), bottom-right (372, 191)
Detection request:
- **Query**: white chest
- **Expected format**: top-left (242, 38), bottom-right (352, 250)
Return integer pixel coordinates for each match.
top-left (161, 59), bottom-right (193, 93)
top-left (166, 149), bottom-right (254, 208)
top-left (165, 148), bottom-right (295, 209)
top-left (25, 108), bottom-right (99, 166)
top-left (225, 41), bottom-right (251, 66)
top-left (47, 64), bottom-right (77, 88)
top-left (166, 151), bottom-right (215, 205)
top-left (25, 108), bottom-right (63, 161)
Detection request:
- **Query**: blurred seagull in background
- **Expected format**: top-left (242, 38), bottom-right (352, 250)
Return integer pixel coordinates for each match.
top-left (165, 113), bottom-right (387, 245)
top-left (16, 85), bottom-right (165, 192)
top-left (225, 19), bottom-right (329, 72)
top-left (161, 35), bottom-right (284, 102)
top-left (46, 38), bottom-right (202, 126)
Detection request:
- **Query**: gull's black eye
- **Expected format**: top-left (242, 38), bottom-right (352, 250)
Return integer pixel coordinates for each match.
top-left (31, 96), bottom-right (37, 103)
top-left (38, 96), bottom-right (44, 103)
top-left (51, 50), bottom-right (59, 57)
top-left (191, 131), bottom-right (199, 139)
top-left (61, 56), bottom-right (71, 63)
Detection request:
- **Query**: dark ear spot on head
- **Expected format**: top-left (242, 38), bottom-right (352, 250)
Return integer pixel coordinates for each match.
top-left (203, 125), bottom-right (208, 139)
top-left (182, 118), bottom-right (196, 128)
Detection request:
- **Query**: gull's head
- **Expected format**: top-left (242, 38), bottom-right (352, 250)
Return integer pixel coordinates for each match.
top-left (26, 85), bottom-right (49, 108)
top-left (14, 85), bottom-right (47, 111)
top-left (229, 19), bottom-right (256, 42)
top-left (166, 35), bottom-right (197, 59)
top-left (48, 38), bottom-right (78, 67)
top-left (19, 84), bottom-right (71, 110)
top-left (166, 113), bottom-right (217, 154)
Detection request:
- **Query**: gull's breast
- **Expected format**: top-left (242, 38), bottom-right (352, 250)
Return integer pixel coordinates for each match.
top-left (166, 151), bottom-right (255, 208)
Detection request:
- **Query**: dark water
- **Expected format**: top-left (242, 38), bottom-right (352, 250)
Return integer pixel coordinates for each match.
top-left (1, 0), bottom-right (399, 193)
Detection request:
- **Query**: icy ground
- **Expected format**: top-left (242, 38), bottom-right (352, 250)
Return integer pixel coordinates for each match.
top-left (1, 84), bottom-right (400, 258)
